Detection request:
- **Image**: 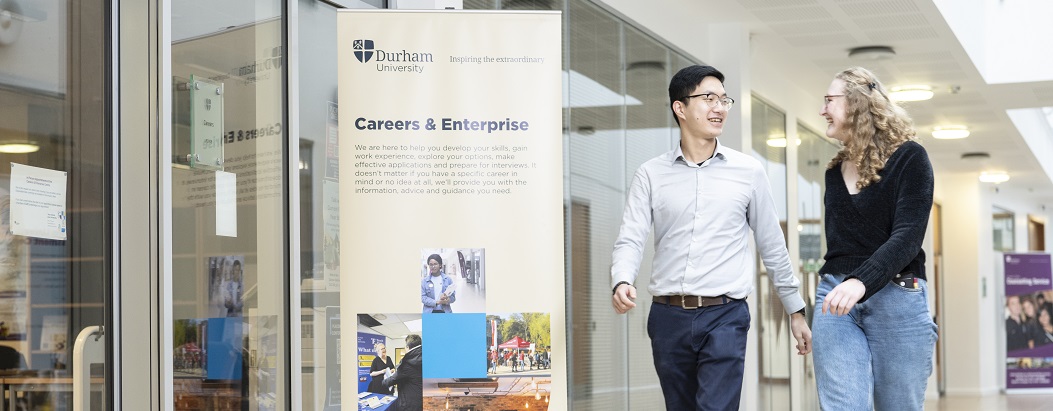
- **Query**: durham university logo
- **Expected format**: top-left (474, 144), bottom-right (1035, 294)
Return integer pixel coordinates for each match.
top-left (353, 39), bottom-right (375, 63)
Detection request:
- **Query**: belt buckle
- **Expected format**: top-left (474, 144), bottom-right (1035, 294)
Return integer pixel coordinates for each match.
top-left (681, 295), bottom-right (701, 309)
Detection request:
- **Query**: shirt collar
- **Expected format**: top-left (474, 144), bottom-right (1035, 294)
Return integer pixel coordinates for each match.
top-left (673, 138), bottom-right (726, 166)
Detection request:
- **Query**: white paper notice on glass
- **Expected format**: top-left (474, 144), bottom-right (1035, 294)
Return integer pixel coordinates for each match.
top-left (9, 163), bottom-right (67, 241)
top-left (216, 171), bottom-right (237, 237)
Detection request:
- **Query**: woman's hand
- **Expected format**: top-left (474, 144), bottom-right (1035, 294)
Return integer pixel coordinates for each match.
top-left (821, 278), bottom-right (865, 316)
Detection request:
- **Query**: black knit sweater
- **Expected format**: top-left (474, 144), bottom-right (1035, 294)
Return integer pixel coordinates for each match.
top-left (819, 140), bottom-right (933, 303)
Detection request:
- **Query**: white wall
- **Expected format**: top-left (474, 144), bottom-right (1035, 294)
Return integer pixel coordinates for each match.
top-left (935, 172), bottom-right (1002, 395)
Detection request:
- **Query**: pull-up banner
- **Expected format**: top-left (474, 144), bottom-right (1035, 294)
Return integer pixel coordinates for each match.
top-left (1003, 252), bottom-right (1053, 392)
top-left (338, 10), bottom-right (564, 410)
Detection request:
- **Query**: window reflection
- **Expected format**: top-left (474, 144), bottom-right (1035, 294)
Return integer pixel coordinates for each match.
top-left (0, 0), bottom-right (110, 408)
top-left (171, 1), bottom-right (286, 409)
top-left (750, 95), bottom-right (790, 411)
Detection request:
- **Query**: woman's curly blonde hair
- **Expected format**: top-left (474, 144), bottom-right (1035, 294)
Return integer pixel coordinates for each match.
top-left (827, 67), bottom-right (918, 189)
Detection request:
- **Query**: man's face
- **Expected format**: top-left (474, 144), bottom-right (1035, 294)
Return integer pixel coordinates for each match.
top-left (1009, 296), bottom-right (1022, 316)
top-left (428, 259), bottom-right (441, 275)
top-left (676, 76), bottom-right (728, 139)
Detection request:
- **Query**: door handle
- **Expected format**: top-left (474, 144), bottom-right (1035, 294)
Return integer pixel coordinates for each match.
top-left (73, 326), bottom-right (104, 411)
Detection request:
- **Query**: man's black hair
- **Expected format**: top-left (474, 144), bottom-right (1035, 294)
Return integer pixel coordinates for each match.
top-left (668, 65), bottom-right (725, 126)
top-left (427, 253), bottom-right (442, 266)
top-left (406, 334), bottom-right (422, 349)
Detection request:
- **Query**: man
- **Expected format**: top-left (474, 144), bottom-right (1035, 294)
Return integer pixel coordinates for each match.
top-left (1006, 295), bottom-right (1031, 351)
top-left (610, 65), bottom-right (812, 410)
top-left (384, 334), bottom-right (422, 411)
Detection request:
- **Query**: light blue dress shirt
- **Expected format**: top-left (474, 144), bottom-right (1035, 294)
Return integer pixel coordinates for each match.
top-left (611, 140), bottom-right (805, 314)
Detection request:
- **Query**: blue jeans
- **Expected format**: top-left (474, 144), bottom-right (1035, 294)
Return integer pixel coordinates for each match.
top-left (813, 274), bottom-right (937, 411)
top-left (647, 299), bottom-right (750, 411)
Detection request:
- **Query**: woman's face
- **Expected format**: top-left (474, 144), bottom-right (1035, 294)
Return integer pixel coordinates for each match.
top-left (428, 258), bottom-right (441, 275)
top-left (820, 78), bottom-right (849, 142)
top-left (376, 344), bottom-right (386, 356)
top-left (1041, 309), bottom-right (1051, 327)
top-left (1025, 300), bottom-right (1037, 317)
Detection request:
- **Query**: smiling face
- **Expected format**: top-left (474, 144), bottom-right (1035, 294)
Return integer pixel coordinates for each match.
top-left (428, 258), bottom-right (441, 276)
top-left (1009, 296), bottom-right (1022, 317)
top-left (674, 76), bottom-right (727, 140)
top-left (820, 78), bottom-right (849, 142)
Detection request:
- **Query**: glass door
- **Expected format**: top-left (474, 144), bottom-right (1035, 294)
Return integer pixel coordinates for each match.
top-left (169, 1), bottom-right (288, 409)
top-left (0, 0), bottom-right (112, 408)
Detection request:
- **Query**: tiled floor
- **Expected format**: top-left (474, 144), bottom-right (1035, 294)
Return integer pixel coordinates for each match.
top-left (924, 394), bottom-right (1053, 411)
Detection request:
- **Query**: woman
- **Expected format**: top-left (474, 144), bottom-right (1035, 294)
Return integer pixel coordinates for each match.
top-left (367, 342), bottom-right (395, 394)
top-left (1035, 305), bottom-right (1053, 347)
top-left (421, 253), bottom-right (456, 313)
top-left (812, 67), bottom-right (938, 411)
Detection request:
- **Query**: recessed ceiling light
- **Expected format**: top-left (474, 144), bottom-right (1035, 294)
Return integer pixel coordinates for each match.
top-left (626, 60), bottom-right (665, 73)
top-left (890, 85), bottom-right (934, 101)
top-left (979, 171), bottom-right (1010, 183)
top-left (848, 45), bottom-right (896, 60)
top-left (932, 125), bottom-right (970, 139)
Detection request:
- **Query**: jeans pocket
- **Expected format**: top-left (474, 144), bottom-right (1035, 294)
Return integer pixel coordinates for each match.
top-left (889, 272), bottom-right (924, 292)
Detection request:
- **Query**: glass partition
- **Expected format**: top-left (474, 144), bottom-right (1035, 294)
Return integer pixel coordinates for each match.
top-left (796, 123), bottom-right (839, 411)
top-left (0, 0), bottom-right (111, 408)
top-left (750, 95), bottom-right (790, 411)
top-left (170, 1), bottom-right (288, 408)
top-left (294, 1), bottom-right (380, 410)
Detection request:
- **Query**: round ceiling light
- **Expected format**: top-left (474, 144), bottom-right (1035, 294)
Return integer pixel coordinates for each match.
top-left (848, 45), bottom-right (896, 60)
top-left (979, 171), bottom-right (1010, 184)
top-left (890, 85), bottom-right (934, 101)
top-left (932, 125), bottom-right (970, 139)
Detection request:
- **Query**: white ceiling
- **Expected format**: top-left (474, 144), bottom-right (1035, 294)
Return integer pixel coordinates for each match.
top-left (704, 0), bottom-right (1053, 206)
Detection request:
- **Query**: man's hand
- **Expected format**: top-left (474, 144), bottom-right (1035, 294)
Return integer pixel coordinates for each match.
top-left (790, 312), bottom-right (812, 355)
top-left (821, 278), bottom-right (865, 316)
top-left (611, 283), bottom-right (637, 314)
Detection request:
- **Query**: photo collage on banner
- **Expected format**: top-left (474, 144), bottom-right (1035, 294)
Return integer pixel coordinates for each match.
top-left (1004, 253), bottom-right (1053, 391)
top-left (338, 9), bottom-right (564, 411)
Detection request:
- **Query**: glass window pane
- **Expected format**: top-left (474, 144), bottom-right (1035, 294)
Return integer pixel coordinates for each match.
top-left (0, 0), bottom-right (110, 408)
top-left (796, 122), bottom-right (838, 411)
top-left (623, 26), bottom-right (674, 411)
top-left (171, 1), bottom-right (287, 408)
top-left (294, 0), bottom-right (380, 409)
top-left (750, 96), bottom-right (790, 411)
top-left (566, 1), bottom-right (625, 408)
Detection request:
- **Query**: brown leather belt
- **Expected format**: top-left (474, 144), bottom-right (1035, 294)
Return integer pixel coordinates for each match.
top-left (652, 295), bottom-right (734, 309)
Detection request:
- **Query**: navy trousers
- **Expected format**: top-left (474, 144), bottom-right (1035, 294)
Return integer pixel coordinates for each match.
top-left (647, 299), bottom-right (750, 411)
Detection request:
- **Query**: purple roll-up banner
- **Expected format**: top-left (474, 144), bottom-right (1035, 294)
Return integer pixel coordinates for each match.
top-left (1004, 253), bottom-right (1053, 390)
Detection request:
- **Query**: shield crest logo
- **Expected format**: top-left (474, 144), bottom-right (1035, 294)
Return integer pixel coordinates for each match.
top-left (353, 39), bottom-right (374, 63)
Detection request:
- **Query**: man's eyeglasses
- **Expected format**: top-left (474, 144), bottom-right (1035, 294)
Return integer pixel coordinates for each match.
top-left (823, 94), bottom-right (844, 106)
top-left (682, 93), bottom-right (735, 110)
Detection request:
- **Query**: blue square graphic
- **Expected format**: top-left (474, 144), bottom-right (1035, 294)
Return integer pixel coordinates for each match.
top-left (422, 313), bottom-right (485, 378)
